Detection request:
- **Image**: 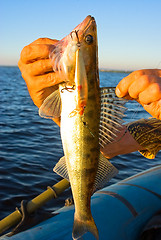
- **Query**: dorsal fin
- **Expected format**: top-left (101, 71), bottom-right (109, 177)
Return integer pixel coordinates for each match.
top-left (99, 87), bottom-right (127, 148)
top-left (39, 89), bottom-right (61, 118)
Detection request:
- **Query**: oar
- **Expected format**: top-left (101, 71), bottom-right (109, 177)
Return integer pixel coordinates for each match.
top-left (0, 179), bottom-right (70, 235)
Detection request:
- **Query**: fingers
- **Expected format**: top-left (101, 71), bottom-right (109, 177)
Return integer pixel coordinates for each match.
top-left (18, 37), bottom-right (63, 115)
top-left (115, 69), bottom-right (161, 98)
top-left (20, 38), bottom-right (59, 64)
top-left (115, 68), bottom-right (161, 120)
top-left (20, 44), bottom-right (54, 64)
top-left (20, 59), bottom-right (53, 76)
top-left (116, 70), bottom-right (161, 102)
top-left (115, 76), bottom-right (133, 97)
top-left (116, 70), bottom-right (143, 97)
top-left (143, 100), bottom-right (161, 119)
top-left (31, 38), bottom-right (59, 45)
top-left (34, 72), bottom-right (63, 89)
top-left (23, 71), bottom-right (62, 90)
top-left (139, 82), bottom-right (161, 104)
top-left (19, 59), bottom-right (63, 89)
top-left (128, 75), bottom-right (154, 99)
top-left (127, 74), bottom-right (161, 104)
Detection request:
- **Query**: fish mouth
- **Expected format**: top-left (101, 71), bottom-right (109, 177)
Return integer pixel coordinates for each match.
top-left (73, 15), bottom-right (96, 34)
top-left (82, 15), bottom-right (96, 32)
top-left (81, 15), bottom-right (96, 26)
top-left (70, 16), bottom-right (96, 46)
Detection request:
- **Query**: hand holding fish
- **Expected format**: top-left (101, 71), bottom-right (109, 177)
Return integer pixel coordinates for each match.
top-left (18, 38), bottom-right (62, 125)
top-left (116, 69), bottom-right (161, 119)
top-left (102, 117), bottom-right (161, 160)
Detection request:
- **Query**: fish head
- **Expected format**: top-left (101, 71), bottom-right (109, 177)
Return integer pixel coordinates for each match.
top-left (73, 15), bottom-right (98, 73)
top-left (49, 15), bottom-right (98, 85)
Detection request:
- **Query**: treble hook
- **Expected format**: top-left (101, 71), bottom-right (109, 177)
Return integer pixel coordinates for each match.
top-left (61, 85), bottom-right (75, 93)
top-left (70, 30), bottom-right (80, 47)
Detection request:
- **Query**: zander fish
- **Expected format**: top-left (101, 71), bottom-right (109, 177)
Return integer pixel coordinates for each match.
top-left (39, 16), bottom-right (126, 240)
top-left (126, 118), bottom-right (161, 159)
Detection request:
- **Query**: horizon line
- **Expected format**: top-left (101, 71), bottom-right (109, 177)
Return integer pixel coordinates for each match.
top-left (0, 65), bottom-right (133, 73)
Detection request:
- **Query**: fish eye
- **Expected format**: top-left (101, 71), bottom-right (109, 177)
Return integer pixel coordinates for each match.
top-left (85, 35), bottom-right (93, 44)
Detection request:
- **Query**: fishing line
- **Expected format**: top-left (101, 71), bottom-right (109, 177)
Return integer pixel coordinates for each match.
top-left (131, 102), bottom-right (141, 120)
top-left (125, 99), bottom-right (142, 129)
top-left (156, 60), bottom-right (161, 69)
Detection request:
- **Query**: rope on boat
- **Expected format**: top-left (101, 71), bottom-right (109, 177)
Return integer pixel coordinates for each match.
top-left (0, 179), bottom-right (70, 235)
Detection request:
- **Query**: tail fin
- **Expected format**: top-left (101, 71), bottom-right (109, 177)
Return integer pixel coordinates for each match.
top-left (72, 215), bottom-right (99, 240)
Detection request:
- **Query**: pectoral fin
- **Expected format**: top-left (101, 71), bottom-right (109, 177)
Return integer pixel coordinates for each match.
top-left (53, 153), bottom-right (118, 192)
top-left (39, 89), bottom-right (61, 118)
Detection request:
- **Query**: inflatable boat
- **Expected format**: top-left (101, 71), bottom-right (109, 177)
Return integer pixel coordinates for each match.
top-left (1, 164), bottom-right (161, 240)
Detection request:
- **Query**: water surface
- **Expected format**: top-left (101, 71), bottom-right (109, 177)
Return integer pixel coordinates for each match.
top-left (0, 67), bottom-right (160, 221)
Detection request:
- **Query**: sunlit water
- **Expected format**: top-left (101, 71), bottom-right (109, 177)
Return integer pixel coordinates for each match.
top-left (0, 67), bottom-right (160, 221)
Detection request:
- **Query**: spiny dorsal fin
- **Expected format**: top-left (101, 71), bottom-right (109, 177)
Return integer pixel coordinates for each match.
top-left (53, 153), bottom-right (118, 193)
top-left (39, 89), bottom-right (61, 118)
top-left (99, 87), bottom-right (127, 148)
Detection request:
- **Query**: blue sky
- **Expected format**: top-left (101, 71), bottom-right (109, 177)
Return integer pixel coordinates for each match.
top-left (1, 0), bottom-right (161, 70)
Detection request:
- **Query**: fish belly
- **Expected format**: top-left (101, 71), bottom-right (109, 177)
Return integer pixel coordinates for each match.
top-left (61, 94), bottom-right (99, 211)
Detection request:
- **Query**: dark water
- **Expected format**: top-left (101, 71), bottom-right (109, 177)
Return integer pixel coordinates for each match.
top-left (0, 67), bottom-right (160, 221)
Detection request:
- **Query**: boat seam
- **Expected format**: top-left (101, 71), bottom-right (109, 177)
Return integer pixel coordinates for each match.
top-left (97, 190), bottom-right (138, 217)
top-left (118, 183), bottom-right (161, 200)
